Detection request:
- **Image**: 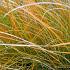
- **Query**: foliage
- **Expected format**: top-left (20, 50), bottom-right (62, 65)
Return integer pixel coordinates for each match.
top-left (0, 0), bottom-right (70, 70)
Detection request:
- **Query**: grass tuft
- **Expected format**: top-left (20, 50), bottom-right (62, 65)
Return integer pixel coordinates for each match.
top-left (0, 0), bottom-right (70, 70)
